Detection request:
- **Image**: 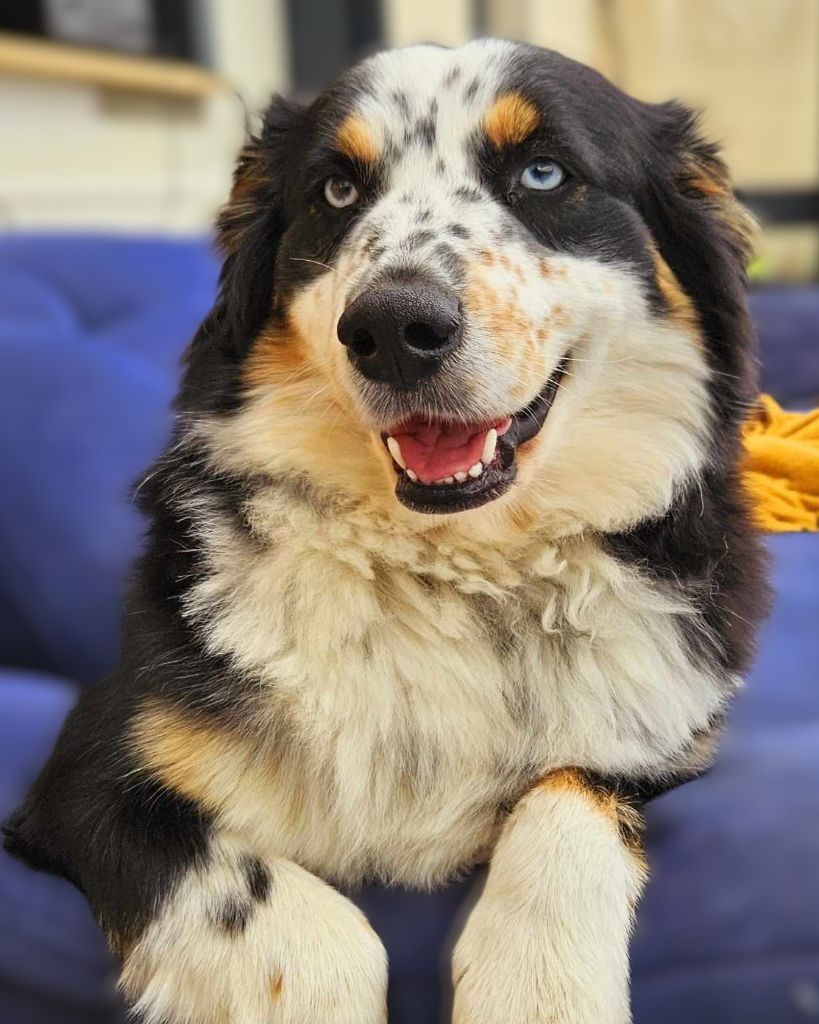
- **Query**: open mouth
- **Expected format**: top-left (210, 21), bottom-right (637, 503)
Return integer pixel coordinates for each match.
top-left (381, 360), bottom-right (567, 513)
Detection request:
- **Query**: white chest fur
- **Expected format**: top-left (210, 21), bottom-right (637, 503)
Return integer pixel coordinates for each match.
top-left (183, 496), bottom-right (729, 887)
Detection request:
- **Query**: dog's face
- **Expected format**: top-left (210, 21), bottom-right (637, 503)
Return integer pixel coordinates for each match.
top-left (191, 40), bottom-right (755, 533)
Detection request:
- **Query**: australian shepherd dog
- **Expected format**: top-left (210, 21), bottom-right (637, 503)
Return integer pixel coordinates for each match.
top-left (5, 40), bottom-right (769, 1024)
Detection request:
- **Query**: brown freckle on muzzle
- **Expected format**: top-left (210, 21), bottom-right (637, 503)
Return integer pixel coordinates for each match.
top-left (336, 115), bottom-right (382, 166)
top-left (483, 93), bottom-right (540, 150)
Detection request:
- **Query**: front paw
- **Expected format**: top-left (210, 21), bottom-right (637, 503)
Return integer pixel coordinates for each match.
top-left (122, 858), bottom-right (387, 1024)
top-left (452, 894), bottom-right (629, 1024)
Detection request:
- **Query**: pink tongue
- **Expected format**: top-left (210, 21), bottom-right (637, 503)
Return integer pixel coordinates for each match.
top-left (392, 418), bottom-right (510, 483)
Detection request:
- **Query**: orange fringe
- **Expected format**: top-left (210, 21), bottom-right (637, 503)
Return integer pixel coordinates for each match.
top-left (742, 395), bottom-right (819, 533)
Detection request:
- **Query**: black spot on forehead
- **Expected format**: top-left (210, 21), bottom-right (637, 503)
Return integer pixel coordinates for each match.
top-left (453, 185), bottom-right (483, 203)
top-left (464, 78), bottom-right (480, 102)
top-left (435, 157), bottom-right (446, 176)
top-left (417, 208), bottom-right (433, 224)
top-left (448, 223), bottom-right (471, 240)
top-left (404, 115), bottom-right (436, 151)
top-left (404, 229), bottom-right (435, 249)
top-left (443, 65), bottom-right (462, 88)
top-left (391, 90), bottom-right (412, 120)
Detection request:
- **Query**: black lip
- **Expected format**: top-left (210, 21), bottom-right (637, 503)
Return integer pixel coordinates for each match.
top-left (385, 359), bottom-right (567, 514)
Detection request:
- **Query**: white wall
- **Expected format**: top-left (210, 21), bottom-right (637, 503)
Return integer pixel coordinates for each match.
top-left (0, 0), bottom-right (289, 233)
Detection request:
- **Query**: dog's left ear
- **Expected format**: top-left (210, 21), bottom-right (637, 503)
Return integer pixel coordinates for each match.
top-left (216, 96), bottom-right (305, 342)
top-left (177, 96), bottom-right (304, 413)
top-left (637, 101), bottom-right (759, 420)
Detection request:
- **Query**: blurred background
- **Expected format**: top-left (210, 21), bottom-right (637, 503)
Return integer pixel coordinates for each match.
top-left (0, 2), bottom-right (817, 1024)
top-left (0, 0), bottom-right (818, 279)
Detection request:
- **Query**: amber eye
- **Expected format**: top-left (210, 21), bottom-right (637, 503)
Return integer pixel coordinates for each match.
top-left (324, 176), bottom-right (359, 209)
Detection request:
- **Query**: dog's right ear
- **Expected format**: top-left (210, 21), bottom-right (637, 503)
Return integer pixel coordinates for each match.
top-left (178, 96), bottom-right (304, 414)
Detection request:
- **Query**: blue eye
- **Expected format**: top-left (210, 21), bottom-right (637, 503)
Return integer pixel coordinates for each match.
top-left (520, 160), bottom-right (566, 191)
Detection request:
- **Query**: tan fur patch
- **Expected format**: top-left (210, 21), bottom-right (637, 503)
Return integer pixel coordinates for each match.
top-left (336, 115), bottom-right (382, 166)
top-left (483, 93), bottom-right (539, 149)
top-left (242, 319), bottom-right (312, 391)
top-left (217, 139), bottom-right (267, 257)
top-left (130, 698), bottom-right (258, 814)
top-left (681, 154), bottom-right (759, 262)
top-left (653, 251), bottom-right (699, 333)
top-left (537, 768), bottom-right (647, 875)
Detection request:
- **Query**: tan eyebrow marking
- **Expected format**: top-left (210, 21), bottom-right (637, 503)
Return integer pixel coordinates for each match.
top-left (336, 114), bottom-right (382, 165)
top-left (483, 92), bottom-right (540, 149)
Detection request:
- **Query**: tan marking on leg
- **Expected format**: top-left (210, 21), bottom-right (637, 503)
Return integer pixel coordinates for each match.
top-left (483, 93), bottom-right (540, 149)
top-left (538, 768), bottom-right (648, 877)
top-left (130, 698), bottom-right (258, 814)
top-left (336, 114), bottom-right (382, 166)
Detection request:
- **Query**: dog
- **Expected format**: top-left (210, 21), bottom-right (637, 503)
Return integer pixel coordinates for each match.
top-left (4, 38), bottom-right (769, 1024)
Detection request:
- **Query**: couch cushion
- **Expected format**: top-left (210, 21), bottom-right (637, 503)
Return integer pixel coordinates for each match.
top-left (0, 236), bottom-right (218, 682)
top-left (632, 721), bottom-right (819, 1023)
top-left (0, 333), bottom-right (176, 681)
top-left (0, 671), bottom-right (123, 1022)
top-left (0, 234), bottom-right (218, 338)
top-left (730, 533), bottom-right (819, 732)
top-left (751, 287), bottom-right (819, 408)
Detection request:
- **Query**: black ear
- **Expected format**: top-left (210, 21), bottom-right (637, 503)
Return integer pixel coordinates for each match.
top-left (177, 95), bottom-right (304, 414)
top-left (637, 101), bottom-right (759, 434)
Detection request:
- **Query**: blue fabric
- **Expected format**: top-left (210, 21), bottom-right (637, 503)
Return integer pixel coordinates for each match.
top-left (0, 235), bottom-right (218, 683)
top-left (0, 672), bottom-right (123, 1024)
top-left (1, 235), bottom-right (818, 1023)
top-left (750, 287), bottom-right (819, 408)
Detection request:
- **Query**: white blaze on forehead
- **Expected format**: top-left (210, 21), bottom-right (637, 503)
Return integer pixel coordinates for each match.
top-left (352, 40), bottom-right (519, 186)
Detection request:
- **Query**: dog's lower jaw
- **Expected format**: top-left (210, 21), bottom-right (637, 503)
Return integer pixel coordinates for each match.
top-left (452, 769), bottom-right (647, 1024)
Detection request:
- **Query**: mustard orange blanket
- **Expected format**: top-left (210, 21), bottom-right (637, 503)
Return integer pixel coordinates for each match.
top-left (743, 395), bottom-right (819, 533)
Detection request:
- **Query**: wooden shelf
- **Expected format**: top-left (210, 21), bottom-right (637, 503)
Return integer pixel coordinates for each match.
top-left (0, 32), bottom-right (228, 98)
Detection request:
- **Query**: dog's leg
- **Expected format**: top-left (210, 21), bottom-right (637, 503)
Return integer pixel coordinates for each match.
top-left (451, 768), bottom-right (647, 1024)
top-left (120, 832), bottom-right (387, 1024)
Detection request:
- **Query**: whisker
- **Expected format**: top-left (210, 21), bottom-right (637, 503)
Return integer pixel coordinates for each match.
top-left (290, 257), bottom-right (335, 272)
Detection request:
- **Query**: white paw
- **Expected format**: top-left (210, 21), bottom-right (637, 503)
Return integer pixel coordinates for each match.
top-left (122, 852), bottom-right (387, 1024)
top-left (451, 886), bottom-right (631, 1024)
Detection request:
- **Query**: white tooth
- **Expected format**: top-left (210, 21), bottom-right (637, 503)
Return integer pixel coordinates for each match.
top-left (442, 476), bottom-right (455, 485)
top-left (454, 471), bottom-right (468, 483)
top-left (387, 436), bottom-right (406, 469)
top-left (406, 469), bottom-right (418, 482)
top-left (481, 428), bottom-right (498, 465)
top-left (468, 462), bottom-right (483, 478)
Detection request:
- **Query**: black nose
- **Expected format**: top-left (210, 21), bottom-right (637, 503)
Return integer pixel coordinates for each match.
top-left (337, 281), bottom-right (462, 387)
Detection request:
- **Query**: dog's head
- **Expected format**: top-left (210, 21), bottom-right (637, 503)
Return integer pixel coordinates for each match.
top-left (183, 40), bottom-right (756, 534)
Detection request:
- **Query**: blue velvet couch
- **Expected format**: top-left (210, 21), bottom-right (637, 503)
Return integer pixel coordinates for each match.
top-left (1, 234), bottom-right (818, 1024)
